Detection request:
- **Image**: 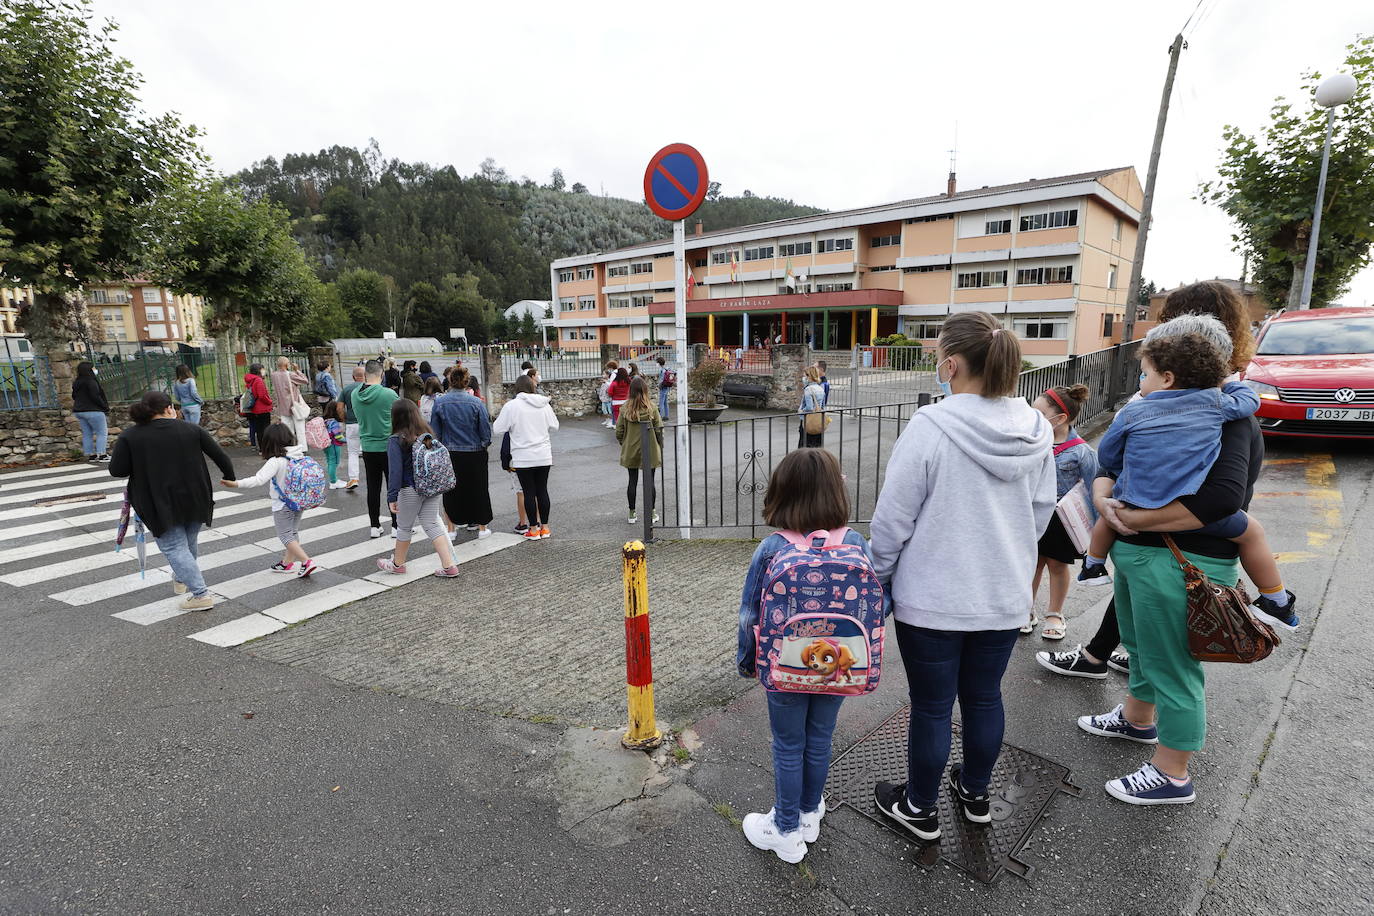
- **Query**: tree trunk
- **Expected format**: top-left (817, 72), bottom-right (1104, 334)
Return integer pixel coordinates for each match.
top-left (1285, 260), bottom-right (1304, 310)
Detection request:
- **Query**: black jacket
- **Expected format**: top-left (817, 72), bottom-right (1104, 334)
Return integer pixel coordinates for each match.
top-left (109, 419), bottom-right (237, 538)
top-left (71, 375), bottom-right (109, 414)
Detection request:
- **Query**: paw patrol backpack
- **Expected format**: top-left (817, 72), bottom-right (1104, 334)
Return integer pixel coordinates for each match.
top-left (755, 528), bottom-right (886, 696)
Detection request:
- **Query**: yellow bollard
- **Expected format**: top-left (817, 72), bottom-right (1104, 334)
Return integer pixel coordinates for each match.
top-left (621, 540), bottom-right (663, 750)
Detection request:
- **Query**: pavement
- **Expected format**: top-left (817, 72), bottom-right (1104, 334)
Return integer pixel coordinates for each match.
top-left (1, 413), bottom-right (1371, 914)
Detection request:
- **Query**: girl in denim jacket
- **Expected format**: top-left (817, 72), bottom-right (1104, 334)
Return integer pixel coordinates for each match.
top-left (735, 448), bottom-right (875, 863)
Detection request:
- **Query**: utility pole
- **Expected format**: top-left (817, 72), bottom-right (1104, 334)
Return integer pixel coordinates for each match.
top-left (1122, 33), bottom-right (1185, 344)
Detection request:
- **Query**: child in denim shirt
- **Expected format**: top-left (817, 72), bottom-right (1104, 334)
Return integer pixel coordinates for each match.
top-left (736, 448), bottom-right (875, 864)
top-left (1080, 331), bottom-right (1295, 630)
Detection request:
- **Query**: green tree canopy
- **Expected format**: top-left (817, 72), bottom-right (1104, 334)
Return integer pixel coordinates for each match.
top-left (334, 268), bottom-right (392, 336)
top-left (1200, 35), bottom-right (1374, 308)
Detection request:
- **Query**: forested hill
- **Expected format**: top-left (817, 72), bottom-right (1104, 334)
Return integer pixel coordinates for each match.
top-left (233, 143), bottom-right (824, 309)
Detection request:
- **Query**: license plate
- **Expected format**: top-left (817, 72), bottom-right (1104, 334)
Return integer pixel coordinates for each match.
top-left (1305, 407), bottom-right (1374, 421)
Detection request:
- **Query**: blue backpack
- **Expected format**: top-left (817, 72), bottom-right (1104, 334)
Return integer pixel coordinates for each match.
top-left (272, 456), bottom-right (328, 512)
top-left (412, 433), bottom-right (456, 497)
top-left (754, 528), bottom-right (886, 696)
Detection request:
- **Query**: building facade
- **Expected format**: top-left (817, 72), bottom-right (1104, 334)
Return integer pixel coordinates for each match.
top-left (0, 281), bottom-right (209, 349)
top-left (549, 167), bottom-right (1143, 364)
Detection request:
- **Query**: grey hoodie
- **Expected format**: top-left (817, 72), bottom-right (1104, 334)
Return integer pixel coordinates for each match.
top-left (870, 393), bottom-right (1056, 632)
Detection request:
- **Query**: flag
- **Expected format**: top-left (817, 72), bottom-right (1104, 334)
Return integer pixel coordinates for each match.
top-left (729, 251), bottom-right (739, 283)
top-left (686, 265), bottom-right (696, 295)
top-left (785, 258), bottom-right (795, 289)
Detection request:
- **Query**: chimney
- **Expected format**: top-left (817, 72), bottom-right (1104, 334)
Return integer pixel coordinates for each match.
top-left (946, 171), bottom-right (957, 198)
top-left (694, 220), bottom-right (703, 236)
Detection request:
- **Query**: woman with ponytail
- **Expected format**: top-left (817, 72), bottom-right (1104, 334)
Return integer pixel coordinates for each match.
top-left (109, 391), bottom-right (238, 612)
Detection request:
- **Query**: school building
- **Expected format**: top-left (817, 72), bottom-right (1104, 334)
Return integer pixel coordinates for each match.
top-left (548, 166), bottom-right (1143, 364)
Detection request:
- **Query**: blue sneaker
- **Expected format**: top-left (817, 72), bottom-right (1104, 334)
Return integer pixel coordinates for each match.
top-left (1105, 762), bottom-right (1195, 806)
top-left (1077, 563), bottom-right (1112, 586)
top-left (1251, 590), bottom-right (1299, 633)
top-left (1077, 704), bottom-right (1159, 744)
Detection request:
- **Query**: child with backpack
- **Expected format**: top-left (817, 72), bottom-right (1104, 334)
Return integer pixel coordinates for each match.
top-left (598, 360), bottom-right (619, 428)
top-left (308, 399), bottom-right (348, 490)
top-left (736, 448), bottom-right (884, 864)
top-left (220, 422), bottom-right (324, 578)
top-left (377, 397), bottom-right (461, 578)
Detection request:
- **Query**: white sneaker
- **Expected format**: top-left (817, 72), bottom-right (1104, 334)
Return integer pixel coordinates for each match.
top-left (741, 809), bottom-right (806, 863)
top-left (369, 527), bottom-right (382, 539)
top-left (447, 529), bottom-right (458, 544)
top-left (799, 796), bottom-right (826, 843)
top-left (628, 512), bottom-right (637, 524)
top-left (476, 527), bottom-right (491, 539)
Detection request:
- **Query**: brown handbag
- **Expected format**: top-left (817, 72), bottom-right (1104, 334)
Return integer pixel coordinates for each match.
top-left (1163, 535), bottom-right (1280, 664)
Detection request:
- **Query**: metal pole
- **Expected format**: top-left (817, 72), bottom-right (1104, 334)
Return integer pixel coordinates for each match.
top-left (673, 220), bottom-right (691, 538)
top-left (1299, 107), bottom-right (1337, 310)
top-left (1122, 33), bottom-right (1185, 344)
top-left (620, 540), bottom-right (662, 750)
top-left (641, 419), bottom-right (654, 544)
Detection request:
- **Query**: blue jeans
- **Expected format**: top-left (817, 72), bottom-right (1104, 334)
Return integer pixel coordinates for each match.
top-left (181, 403), bottom-right (201, 426)
top-left (156, 522), bottom-right (207, 597)
top-left (766, 691), bottom-right (844, 832)
top-left (74, 411), bottom-right (107, 456)
top-left (896, 622), bottom-right (1019, 809)
top-left (658, 387), bottom-right (670, 419)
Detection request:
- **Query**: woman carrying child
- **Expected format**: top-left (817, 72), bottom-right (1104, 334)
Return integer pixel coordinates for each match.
top-left (220, 422), bottom-right (320, 579)
top-left (377, 398), bottom-right (462, 578)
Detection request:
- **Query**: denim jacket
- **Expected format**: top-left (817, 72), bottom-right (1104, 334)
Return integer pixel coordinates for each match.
top-left (1054, 429), bottom-right (1099, 523)
top-left (799, 383), bottom-right (825, 415)
top-left (429, 390), bottom-right (492, 452)
top-left (1098, 381), bottom-right (1260, 509)
top-left (736, 528), bottom-right (875, 677)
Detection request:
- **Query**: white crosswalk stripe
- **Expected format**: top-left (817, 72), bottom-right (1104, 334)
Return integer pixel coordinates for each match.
top-left (0, 489), bottom-right (242, 523)
top-left (0, 475), bottom-right (127, 507)
top-left (0, 490), bottom-right (245, 541)
top-left (0, 468), bottom-right (111, 493)
top-left (0, 462), bottom-right (97, 481)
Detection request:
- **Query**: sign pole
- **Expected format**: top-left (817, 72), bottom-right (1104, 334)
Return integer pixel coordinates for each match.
top-left (673, 218), bottom-right (691, 539)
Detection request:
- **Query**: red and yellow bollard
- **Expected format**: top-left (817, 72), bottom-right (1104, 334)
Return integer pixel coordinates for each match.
top-left (621, 540), bottom-right (663, 750)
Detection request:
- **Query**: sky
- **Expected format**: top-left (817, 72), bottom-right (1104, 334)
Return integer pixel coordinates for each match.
top-left (91, 0), bottom-right (1372, 305)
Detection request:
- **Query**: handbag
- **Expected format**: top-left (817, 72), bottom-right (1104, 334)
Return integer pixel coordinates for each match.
top-left (1162, 534), bottom-right (1279, 664)
top-left (290, 395), bottom-right (311, 421)
top-left (803, 410), bottom-right (830, 435)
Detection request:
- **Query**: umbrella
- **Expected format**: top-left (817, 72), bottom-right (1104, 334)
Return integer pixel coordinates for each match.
top-left (114, 489), bottom-right (148, 578)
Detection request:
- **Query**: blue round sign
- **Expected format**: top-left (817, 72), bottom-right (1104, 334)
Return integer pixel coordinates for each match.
top-left (643, 144), bottom-right (708, 221)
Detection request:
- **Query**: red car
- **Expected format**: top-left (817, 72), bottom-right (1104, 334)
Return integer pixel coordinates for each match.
top-left (1242, 306), bottom-right (1374, 439)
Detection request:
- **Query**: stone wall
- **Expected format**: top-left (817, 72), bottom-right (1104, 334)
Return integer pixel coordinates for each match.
top-left (499, 376), bottom-right (601, 418)
top-left (708, 345), bottom-right (809, 411)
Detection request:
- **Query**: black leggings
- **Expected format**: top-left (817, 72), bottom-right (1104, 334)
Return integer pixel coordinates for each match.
top-left (247, 412), bottom-right (270, 448)
top-left (362, 450), bottom-right (396, 528)
top-left (626, 467), bottom-right (657, 513)
top-left (1085, 599), bottom-right (1122, 661)
top-left (515, 465), bottom-right (551, 527)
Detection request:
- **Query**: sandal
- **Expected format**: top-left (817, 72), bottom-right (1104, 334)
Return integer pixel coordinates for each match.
top-left (1019, 613), bottom-right (1039, 635)
top-left (1040, 615), bottom-right (1067, 641)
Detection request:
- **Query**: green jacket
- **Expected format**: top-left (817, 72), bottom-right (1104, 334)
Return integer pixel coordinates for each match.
top-left (353, 382), bottom-right (399, 452)
top-left (616, 405), bottom-right (663, 469)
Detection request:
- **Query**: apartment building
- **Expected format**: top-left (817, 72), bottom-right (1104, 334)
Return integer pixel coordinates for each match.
top-left (0, 281), bottom-right (208, 349)
top-left (548, 167), bottom-right (1143, 364)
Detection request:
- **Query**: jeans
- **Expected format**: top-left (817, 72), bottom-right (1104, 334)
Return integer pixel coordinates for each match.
top-left (658, 387), bottom-right (670, 420)
top-left (766, 691), bottom-right (844, 833)
top-left (180, 403), bottom-right (201, 426)
top-left (75, 411), bottom-right (107, 456)
top-left (896, 621), bottom-right (1019, 809)
top-left (344, 423), bottom-right (361, 480)
top-left (362, 450), bottom-right (396, 528)
top-left (156, 522), bottom-right (207, 598)
top-left (514, 465), bottom-right (551, 526)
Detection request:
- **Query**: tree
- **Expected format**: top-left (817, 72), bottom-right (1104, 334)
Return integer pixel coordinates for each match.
top-left (478, 157), bottom-right (508, 183)
top-left (438, 273), bottom-right (493, 344)
top-left (706, 181), bottom-right (722, 201)
top-left (323, 185), bottom-right (364, 243)
top-left (550, 168), bottom-right (566, 192)
top-left (571, 182), bottom-right (589, 194)
top-left (285, 282), bottom-right (354, 349)
top-left (335, 269), bottom-right (391, 336)
top-left (0, 0), bottom-right (205, 349)
top-left (489, 313), bottom-right (510, 341)
top-left (1200, 34), bottom-right (1374, 308)
top-left (517, 311), bottom-right (538, 344)
top-left (403, 281), bottom-right (441, 338)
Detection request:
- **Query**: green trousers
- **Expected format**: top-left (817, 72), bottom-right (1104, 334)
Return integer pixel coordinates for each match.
top-left (1110, 540), bottom-right (1239, 752)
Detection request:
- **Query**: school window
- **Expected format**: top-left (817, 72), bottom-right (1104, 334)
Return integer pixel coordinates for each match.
top-left (653, 252), bottom-right (672, 259)
top-left (870, 234), bottom-right (900, 248)
top-left (817, 238), bottom-right (853, 253)
top-left (579, 297), bottom-right (596, 310)
top-left (743, 246), bottom-right (774, 262)
top-left (559, 297), bottom-right (576, 312)
top-left (779, 283), bottom-right (813, 294)
top-left (566, 330), bottom-right (578, 340)
top-left (1102, 313), bottom-right (1115, 337)
top-left (869, 265), bottom-right (897, 272)
top-left (630, 261), bottom-right (653, 275)
top-left (88, 289), bottom-right (109, 304)
top-left (557, 269), bottom-right (575, 283)
top-left (1015, 265), bottom-right (1074, 285)
top-left (711, 250), bottom-right (739, 265)
top-left (608, 265), bottom-right (629, 277)
top-left (577, 266), bottom-right (595, 280)
top-left (1107, 264), bottom-right (1119, 289)
top-left (1114, 217), bottom-right (1123, 241)
top-left (956, 270), bottom-right (1007, 289)
top-left (630, 294), bottom-right (653, 307)
top-left (1019, 209), bottom-right (1078, 232)
top-left (141, 287), bottom-right (162, 303)
top-left (902, 264), bottom-right (952, 274)
top-left (693, 258), bottom-right (707, 268)
top-left (1013, 319), bottom-right (1069, 340)
top-left (906, 214), bottom-right (953, 223)
top-left (911, 322), bottom-right (943, 339)
top-left (608, 296), bottom-right (630, 309)
top-left (983, 219), bottom-right (1012, 235)
top-left (778, 241), bottom-right (812, 257)
top-left (145, 323), bottom-right (167, 338)
top-left (814, 282), bottom-right (853, 293)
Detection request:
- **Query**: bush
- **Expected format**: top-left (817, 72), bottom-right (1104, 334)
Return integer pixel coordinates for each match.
top-left (688, 356), bottom-right (727, 406)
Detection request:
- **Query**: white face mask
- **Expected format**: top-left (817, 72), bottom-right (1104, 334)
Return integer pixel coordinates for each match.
top-left (935, 357), bottom-right (955, 397)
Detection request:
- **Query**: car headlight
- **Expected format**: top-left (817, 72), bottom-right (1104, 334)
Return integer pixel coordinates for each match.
top-left (1244, 380), bottom-right (1281, 400)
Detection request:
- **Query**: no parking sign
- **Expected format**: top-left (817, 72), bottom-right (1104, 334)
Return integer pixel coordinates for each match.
top-left (643, 144), bottom-right (708, 221)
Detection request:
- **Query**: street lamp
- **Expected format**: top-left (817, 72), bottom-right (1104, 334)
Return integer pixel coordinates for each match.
top-left (1298, 73), bottom-right (1359, 309)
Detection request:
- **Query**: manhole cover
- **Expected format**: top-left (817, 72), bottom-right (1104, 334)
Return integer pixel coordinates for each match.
top-left (824, 706), bottom-right (1079, 884)
top-left (34, 492), bottom-right (109, 507)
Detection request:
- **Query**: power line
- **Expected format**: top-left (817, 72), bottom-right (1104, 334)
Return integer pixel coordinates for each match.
top-left (1181, 0), bottom-right (1207, 34)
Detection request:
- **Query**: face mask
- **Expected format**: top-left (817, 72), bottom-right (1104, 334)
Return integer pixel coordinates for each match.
top-left (936, 358), bottom-right (955, 398)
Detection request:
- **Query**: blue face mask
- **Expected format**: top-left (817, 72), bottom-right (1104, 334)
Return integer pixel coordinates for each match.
top-left (936, 358), bottom-right (954, 398)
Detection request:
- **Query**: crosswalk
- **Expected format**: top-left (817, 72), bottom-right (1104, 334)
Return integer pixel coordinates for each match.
top-left (0, 461), bottom-right (521, 648)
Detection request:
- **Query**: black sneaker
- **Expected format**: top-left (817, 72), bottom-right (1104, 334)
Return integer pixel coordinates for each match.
top-left (1077, 563), bottom-right (1112, 586)
top-left (1107, 650), bottom-right (1130, 674)
top-left (514, 524), bottom-right (530, 534)
top-left (947, 765), bottom-right (991, 824)
top-left (1251, 591), bottom-right (1299, 632)
top-left (1035, 644), bottom-right (1108, 679)
top-left (873, 780), bottom-right (939, 841)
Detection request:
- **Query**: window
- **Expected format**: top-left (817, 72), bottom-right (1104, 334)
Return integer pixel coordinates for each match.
top-left (170, 323), bottom-right (179, 339)
top-left (1019, 209), bottom-right (1078, 232)
top-left (902, 264), bottom-right (952, 273)
top-left (1113, 217), bottom-right (1123, 241)
top-left (101, 308), bottom-right (127, 340)
top-left (144, 306), bottom-right (165, 322)
top-left (870, 234), bottom-right (900, 248)
top-left (1013, 319), bottom-right (1069, 340)
top-left (1107, 264), bottom-right (1119, 289)
top-left (983, 219), bottom-right (1012, 235)
top-left (145, 323), bottom-right (168, 338)
top-left (577, 266), bottom-right (595, 280)
top-left (608, 296), bottom-right (631, 309)
top-left (906, 214), bottom-right (953, 223)
top-left (141, 287), bottom-right (162, 303)
top-left (693, 258), bottom-right (707, 268)
top-left (557, 269), bottom-right (575, 283)
top-left (814, 282), bottom-right (853, 293)
top-left (111, 288), bottom-right (129, 304)
top-left (869, 265), bottom-right (898, 273)
top-left (89, 289), bottom-right (109, 304)
top-left (566, 330), bottom-right (578, 341)
top-left (1015, 265), bottom-right (1074, 285)
top-left (608, 265), bottom-right (630, 278)
top-left (167, 306), bottom-right (177, 321)
top-left (711, 250), bottom-right (739, 265)
top-left (630, 261), bottom-right (653, 275)
top-left (1102, 313), bottom-right (1115, 337)
top-left (653, 252), bottom-right (672, 259)
top-left (817, 238), bottom-right (853, 253)
top-left (956, 270), bottom-right (1007, 289)
top-left (630, 294), bottom-right (653, 307)
top-left (778, 241), bottom-right (812, 257)
top-left (778, 283), bottom-right (813, 294)
top-left (579, 297), bottom-right (596, 310)
top-left (743, 246), bottom-right (774, 261)
top-left (559, 297), bottom-right (576, 312)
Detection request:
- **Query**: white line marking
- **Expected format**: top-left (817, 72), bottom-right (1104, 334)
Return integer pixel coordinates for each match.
top-left (53, 543), bottom-right (275, 606)
top-left (363, 532), bottom-right (523, 586)
top-left (0, 469), bottom-right (111, 492)
top-left (112, 594), bottom-right (197, 626)
top-left (1, 496), bottom-right (264, 547)
top-left (260, 579), bottom-right (390, 625)
top-left (248, 513), bottom-right (367, 551)
top-left (203, 507), bottom-right (338, 540)
top-left (0, 488), bottom-right (242, 523)
top-left (187, 613), bottom-right (287, 647)
top-left (0, 476), bottom-right (127, 506)
top-left (2, 530), bottom-right (109, 563)
top-left (0, 463), bottom-right (97, 481)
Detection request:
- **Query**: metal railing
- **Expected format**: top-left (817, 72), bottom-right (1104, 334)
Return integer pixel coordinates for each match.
top-left (1017, 340), bottom-right (1144, 429)
top-left (0, 345), bottom-right (56, 410)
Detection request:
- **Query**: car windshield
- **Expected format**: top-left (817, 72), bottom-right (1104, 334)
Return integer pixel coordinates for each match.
top-left (1256, 317), bottom-right (1374, 356)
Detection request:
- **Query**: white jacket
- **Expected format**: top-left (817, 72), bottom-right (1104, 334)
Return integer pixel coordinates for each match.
top-left (492, 393), bottom-right (559, 468)
top-left (235, 443), bottom-right (309, 511)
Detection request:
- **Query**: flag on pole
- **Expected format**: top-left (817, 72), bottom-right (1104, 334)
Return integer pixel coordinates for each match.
top-left (785, 258), bottom-right (795, 289)
top-left (729, 251), bottom-right (739, 283)
top-left (686, 265), bottom-right (696, 295)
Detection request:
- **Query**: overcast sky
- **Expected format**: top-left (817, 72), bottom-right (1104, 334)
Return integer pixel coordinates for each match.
top-left (93, 0), bottom-right (1372, 305)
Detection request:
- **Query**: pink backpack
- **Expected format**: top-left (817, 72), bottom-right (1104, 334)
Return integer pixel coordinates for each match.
top-left (754, 528), bottom-right (886, 696)
top-left (304, 416), bottom-right (329, 450)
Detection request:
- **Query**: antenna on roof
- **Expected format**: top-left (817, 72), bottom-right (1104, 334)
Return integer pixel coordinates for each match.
top-left (946, 122), bottom-right (958, 198)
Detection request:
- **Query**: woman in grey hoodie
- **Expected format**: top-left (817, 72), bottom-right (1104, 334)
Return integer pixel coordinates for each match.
top-left (868, 311), bottom-right (1056, 842)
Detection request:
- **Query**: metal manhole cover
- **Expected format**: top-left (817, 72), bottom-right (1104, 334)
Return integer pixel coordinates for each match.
top-left (34, 492), bottom-right (109, 507)
top-left (824, 705), bottom-right (1079, 884)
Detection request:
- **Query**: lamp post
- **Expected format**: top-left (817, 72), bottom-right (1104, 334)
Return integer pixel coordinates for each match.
top-left (1298, 73), bottom-right (1359, 309)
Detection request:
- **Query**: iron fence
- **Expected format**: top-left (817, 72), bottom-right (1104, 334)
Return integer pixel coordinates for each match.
top-left (0, 337), bottom-right (56, 409)
top-left (1017, 340), bottom-right (1143, 429)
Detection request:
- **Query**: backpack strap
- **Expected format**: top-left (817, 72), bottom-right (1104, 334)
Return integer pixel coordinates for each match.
top-left (778, 527), bottom-right (850, 549)
top-left (1053, 436), bottom-right (1086, 456)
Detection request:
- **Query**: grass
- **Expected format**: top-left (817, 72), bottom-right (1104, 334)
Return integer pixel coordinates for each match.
top-left (672, 746), bottom-right (691, 763)
top-left (712, 803), bottom-right (742, 828)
